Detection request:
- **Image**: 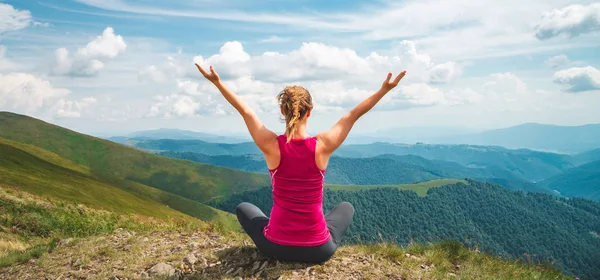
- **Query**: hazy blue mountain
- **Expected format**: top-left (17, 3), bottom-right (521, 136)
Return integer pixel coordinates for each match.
top-left (436, 123), bottom-right (600, 154)
top-left (137, 139), bottom-right (260, 155)
top-left (109, 128), bottom-right (249, 144)
top-left (334, 143), bottom-right (575, 182)
top-left (159, 151), bottom-right (554, 194)
top-left (138, 139), bottom-right (575, 182)
top-left (572, 148), bottom-right (600, 166)
top-left (542, 160), bottom-right (600, 201)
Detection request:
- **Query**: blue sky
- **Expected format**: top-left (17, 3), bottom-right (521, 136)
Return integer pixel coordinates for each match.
top-left (1, 0), bottom-right (599, 138)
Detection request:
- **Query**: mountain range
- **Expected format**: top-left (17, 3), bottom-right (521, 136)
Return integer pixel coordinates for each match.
top-left (111, 122), bottom-right (600, 154)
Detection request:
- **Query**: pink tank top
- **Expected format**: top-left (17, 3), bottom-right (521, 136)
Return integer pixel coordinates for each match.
top-left (263, 134), bottom-right (331, 246)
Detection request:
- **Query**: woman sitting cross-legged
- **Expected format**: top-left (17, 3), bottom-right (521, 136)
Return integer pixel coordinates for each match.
top-left (196, 63), bottom-right (406, 263)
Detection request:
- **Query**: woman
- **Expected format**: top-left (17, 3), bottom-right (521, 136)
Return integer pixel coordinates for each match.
top-left (196, 63), bottom-right (406, 263)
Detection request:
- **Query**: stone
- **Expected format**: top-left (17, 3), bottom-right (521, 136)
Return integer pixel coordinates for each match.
top-left (148, 263), bottom-right (176, 277)
top-left (183, 253), bottom-right (197, 265)
top-left (140, 272), bottom-right (150, 280)
top-left (58, 238), bottom-right (74, 247)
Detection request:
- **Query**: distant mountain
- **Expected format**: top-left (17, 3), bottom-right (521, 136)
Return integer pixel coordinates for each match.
top-left (542, 160), bottom-right (600, 201)
top-left (109, 128), bottom-right (249, 144)
top-left (138, 139), bottom-right (574, 182)
top-left (572, 148), bottom-right (600, 166)
top-left (159, 151), bottom-right (554, 194)
top-left (335, 143), bottom-right (574, 182)
top-left (137, 139), bottom-right (260, 155)
top-left (436, 123), bottom-right (600, 154)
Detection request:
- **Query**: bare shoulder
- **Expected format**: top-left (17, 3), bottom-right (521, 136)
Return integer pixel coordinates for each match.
top-left (314, 134), bottom-right (332, 170)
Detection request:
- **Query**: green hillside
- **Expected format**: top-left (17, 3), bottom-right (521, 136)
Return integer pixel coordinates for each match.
top-left (211, 180), bottom-right (600, 279)
top-left (542, 160), bottom-right (600, 201)
top-left (0, 112), bottom-right (271, 203)
top-left (0, 137), bottom-right (237, 229)
top-left (325, 179), bottom-right (468, 196)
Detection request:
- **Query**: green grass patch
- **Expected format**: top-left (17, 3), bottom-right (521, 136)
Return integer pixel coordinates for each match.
top-left (326, 179), bottom-right (468, 196)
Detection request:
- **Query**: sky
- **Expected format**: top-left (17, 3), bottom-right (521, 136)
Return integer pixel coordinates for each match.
top-left (0, 0), bottom-right (599, 137)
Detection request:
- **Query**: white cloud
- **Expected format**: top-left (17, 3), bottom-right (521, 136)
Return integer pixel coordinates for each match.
top-left (147, 80), bottom-right (227, 118)
top-left (0, 73), bottom-right (69, 115)
top-left (55, 97), bottom-right (97, 118)
top-left (429, 62), bottom-right (463, 84)
top-left (52, 27), bottom-right (127, 77)
top-left (553, 66), bottom-right (600, 93)
top-left (0, 72), bottom-right (98, 118)
top-left (258, 35), bottom-right (290, 44)
top-left (0, 3), bottom-right (32, 33)
top-left (534, 3), bottom-right (600, 40)
top-left (143, 40), bottom-right (470, 118)
top-left (545, 54), bottom-right (570, 68)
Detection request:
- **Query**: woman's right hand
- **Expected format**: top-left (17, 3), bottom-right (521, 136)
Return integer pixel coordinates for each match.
top-left (381, 71), bottom-right (407, 92)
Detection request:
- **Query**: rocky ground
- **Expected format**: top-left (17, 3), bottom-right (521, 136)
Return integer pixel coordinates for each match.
top-left (0, 228), bottom-right (448, 280)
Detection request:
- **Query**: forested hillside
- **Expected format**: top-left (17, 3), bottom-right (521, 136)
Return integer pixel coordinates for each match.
top-left (542, 160), bottom-right (600, 201)
top-left (210, 180), bottom-right (600, 279)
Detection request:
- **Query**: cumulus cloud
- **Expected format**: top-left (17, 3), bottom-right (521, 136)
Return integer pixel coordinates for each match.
top-left (143, 40), bottom-right (471, 117)
top-left (55, 97), bottom-right (97, 118)
top-left (545, 54), bottom-right (570, 68)
top-left (0, 3), bottom-right (32, 32)
top-left (553, 66), bottom-right (600, 92)
top-left (534, 3), bottom-right (600, 40)
top-left (147, 80), bottom-right (227, 118)
top-left (0, 72), bottom-right (96, 118)
top-left (52, 27), bottom-right (127, 77)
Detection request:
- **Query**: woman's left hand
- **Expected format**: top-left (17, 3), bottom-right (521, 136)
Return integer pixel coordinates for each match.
top-left (195, 64), bottom-right (221, 84)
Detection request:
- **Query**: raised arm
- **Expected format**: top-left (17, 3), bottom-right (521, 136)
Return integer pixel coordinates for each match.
top-left (316, 71), bottom-right (407, 154)
top-left (196, 64), bottom-right (278, 155)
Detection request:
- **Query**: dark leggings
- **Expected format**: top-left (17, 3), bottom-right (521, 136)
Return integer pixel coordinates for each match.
top-left (236, 202), bottom-right (354, 263)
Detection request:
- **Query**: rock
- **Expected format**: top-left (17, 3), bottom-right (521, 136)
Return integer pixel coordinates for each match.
top-left (252, 261), bottom-right (260, 271)
top-left (140, 237), bottom-right (149, 243)
top-left (233, 267), bottom-right (243, 275)
top-left (225, 268), bottom-right (235, 274)
top-left (252, 251), bottom-right (258, 260)
top-left (140, 272), bottom-right (150, 279)
top-left (188, 242), bottom-right (199, 249)
top-left (259, 261), bottom-right (269, 270)
top-left (305, 267), bottom-right (312, 275)
top-left (148, 263), bottom-right (176, 277)
top-left (183, 253), bottom-right (197, 265)
top-left (58, 238), bottom-right (74, 247)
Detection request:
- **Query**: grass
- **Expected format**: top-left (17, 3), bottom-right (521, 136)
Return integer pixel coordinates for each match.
top-left (0, 112), bottom-right (271, 203)
top-left (0, 138), bottom-right (239, 231)
top-left (326, 179), bottom-right (468, 196)
top-left (353, 240), bottom-right (570, 280)
top-left (0, 185), bottom-right (211, 268)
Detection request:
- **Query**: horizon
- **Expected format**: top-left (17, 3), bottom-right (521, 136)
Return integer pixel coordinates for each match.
top-left (1, 1), bottom-right (600, 137)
